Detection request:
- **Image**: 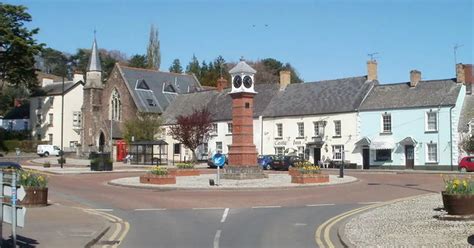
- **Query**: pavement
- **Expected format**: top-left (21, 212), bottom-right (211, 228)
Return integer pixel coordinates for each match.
top-left (341, 193), bottom-right (474, 247)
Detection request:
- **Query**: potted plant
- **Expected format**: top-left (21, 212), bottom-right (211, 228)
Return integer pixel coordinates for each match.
top-left (291, 165), bottom-right (329, 184)
top-left (140, 166), bottom-right (176, 185)
top-left (18, 170), bottom-right (48, 206)
top-left (57, 157), bottom-right (66, 165)
top-left (442, 176), bottom-right (474, 215)
top-left (43, 161), bottom-right (51, 168)
top-left (169, 163), bottom-right (200, 177)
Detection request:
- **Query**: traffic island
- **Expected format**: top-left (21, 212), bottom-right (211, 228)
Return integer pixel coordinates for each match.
top-left (291, 174), bottom-right (329, 184)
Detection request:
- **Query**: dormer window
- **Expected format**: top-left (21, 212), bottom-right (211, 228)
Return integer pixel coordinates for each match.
top-left (163, 83), bottom-right (177, 94)
top-left (136, 79), bottom-right (151, 90)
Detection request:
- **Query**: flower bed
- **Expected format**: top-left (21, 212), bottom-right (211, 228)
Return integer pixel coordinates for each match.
top-left (18, 170), bottom-right (48, 206)
top-left (168, 163), bottom-right (201, 177)
top-left (140, 167), bottom-right (176, 185)
top-left (442, 176), bottom-right (474, 215)
top-left (290, 163), bottom-right (329, 184)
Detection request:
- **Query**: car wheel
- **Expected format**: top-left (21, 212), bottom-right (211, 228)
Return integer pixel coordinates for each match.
top-left (460, 167), bottom-right (467, 173)
top-left (44, 152), bottom-right (49, 157)
top-left (265, 164), bottom-right (271, 170)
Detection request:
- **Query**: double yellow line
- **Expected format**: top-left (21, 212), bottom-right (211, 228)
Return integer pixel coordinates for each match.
top-left (82, 208), bottom-right (130, 248)
top-left (315, 194), bottom-right (431, 247)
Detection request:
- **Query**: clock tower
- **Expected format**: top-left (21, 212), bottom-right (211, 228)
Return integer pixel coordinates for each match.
top-left (224, 58), bottom-right (267, 179)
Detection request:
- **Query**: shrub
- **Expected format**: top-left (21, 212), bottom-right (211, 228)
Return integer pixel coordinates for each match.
top-left (43, 161), bottom-right (51, 168)
top-left (149, 166), bottom-right (168, 176)
top-left (294, 160), bottom-right (313, 168)
top-left (57, 158), bottom-right (66, 164)
top-left (176, 163), bottom-right (194, 169)
top-left (443, 176), bottom-right (474, 195)
top-left (18, 170), bottom-right (48, 188)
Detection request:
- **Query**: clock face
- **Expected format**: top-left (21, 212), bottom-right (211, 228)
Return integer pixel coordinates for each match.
top-left (243, 76), bottom-right (253, 88)
top-left (233, 75), bottom-right (242, 88)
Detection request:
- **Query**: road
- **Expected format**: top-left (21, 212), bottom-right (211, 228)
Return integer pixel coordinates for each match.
top-left (46, 170), bottom-right (443, 248)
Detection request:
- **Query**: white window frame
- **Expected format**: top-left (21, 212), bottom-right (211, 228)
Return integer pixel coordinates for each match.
top-left (425, 110), bottom-right (438, 132)
top-left (297, 146), bottom-right (305, 159)
top-left (276, 123), bottom-right (283, 138)
top-left (73, 112), bottom-right (82, 128)
top-left (216, 141), bottom-right (223, 153)
top-left (275, 147), bottom-right (285, 156)
top-left (48, 113), bottom-right (53, 126)
top-left (313, 121), bottom-right (325, 137)
top-left (334, 120), bottom-right (341, 137)
top-left (227, 123), bottom-right (233, 134)
top-left (212, 123), bottom-right (218, 135)
top-left (297, 122), bottom-right (304, 137)
top-left (381, 113), bottom-right (392, 133)
top-left (426, 143), bottom-right (438, 163)
top-left (48, 133), bottom-right (53, 145)
top-left (332, 145), bottom-right (344, 161)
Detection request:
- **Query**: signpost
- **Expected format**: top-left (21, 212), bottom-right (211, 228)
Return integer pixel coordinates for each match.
top-left (212, 153), bottom-right (226, 186)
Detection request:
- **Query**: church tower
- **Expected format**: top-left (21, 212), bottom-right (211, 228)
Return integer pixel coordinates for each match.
top-left (81, 35), bottom-right (103, 152)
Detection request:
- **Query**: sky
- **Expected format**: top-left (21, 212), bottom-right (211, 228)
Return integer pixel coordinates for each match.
top-left (5, 0), bottom-right (473, 84)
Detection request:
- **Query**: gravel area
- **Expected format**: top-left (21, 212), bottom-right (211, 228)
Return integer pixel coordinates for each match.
top-left (344, 194), bottom-right (474, 247)
top-left (109, 174), bottom-right (357, 189)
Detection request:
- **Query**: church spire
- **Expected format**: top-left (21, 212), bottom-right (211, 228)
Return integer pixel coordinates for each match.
top-left (88, 31), bottom-right (102, 72)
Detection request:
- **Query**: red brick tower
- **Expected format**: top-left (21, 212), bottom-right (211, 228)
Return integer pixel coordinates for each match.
top-left (224, 59), bottom-right (266, 179)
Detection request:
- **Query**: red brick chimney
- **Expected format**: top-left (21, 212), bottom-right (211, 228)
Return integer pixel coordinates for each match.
top-left (216, 77), bottom-right (228, 92)
top-left (410, 70), bottom-right (421, 87)
top-left (367, 60), bottom-right (378, 81)
top-left (464, 64), bottom-right (473, 95)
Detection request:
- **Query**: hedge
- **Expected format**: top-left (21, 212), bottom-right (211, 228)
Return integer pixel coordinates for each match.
top-left (1, 140), bottom-right (48, 153)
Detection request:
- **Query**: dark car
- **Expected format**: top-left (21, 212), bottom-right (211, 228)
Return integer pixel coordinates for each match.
top-left (258, 155), bottom-right (275, 170)
top-left (207, 154), bottom-right (228, 168)
top-left (459, 156), bottom-right (474, 172)
top-left (270, 155), bottom-right (302, 170)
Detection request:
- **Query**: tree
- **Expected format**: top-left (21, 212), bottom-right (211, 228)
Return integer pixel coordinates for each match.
top-left (168, 108), bottom-right (213, 162)
top-left (70, 48), bottom-right (126, 80)
top-left (123, 113), bottom-right (163, 144)
top-left (39, 47), bottom-right (69, 76)
top-left (0, 3), bottom-right (44, 92)
top-left (169, 59), bottom-right (183, 73)
top-left (128, 54), bottom-right (147, 68)
top-left (185, 54), bottom-right (200, 77)
top-left (461, 136), bottom-right (474, 154)
top-left (146, 24), bottom-right (160, 70)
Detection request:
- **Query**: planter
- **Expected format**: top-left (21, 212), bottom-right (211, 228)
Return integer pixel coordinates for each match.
top-left (288, 167), bottom-right (301, 177)
top-left (441, 192), bottom-right (474, 215)
top-left (140, 174), bottom-right (176, 185)
top-left (169, 168), bottom-right (200, 177)
top-left (291, 174), bottom-right (329, 184)
top-left (21, 187), bottom-right (48, 207)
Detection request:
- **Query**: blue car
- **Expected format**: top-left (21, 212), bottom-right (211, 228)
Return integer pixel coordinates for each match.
top-left (258, 155), bottom-right (275, 170)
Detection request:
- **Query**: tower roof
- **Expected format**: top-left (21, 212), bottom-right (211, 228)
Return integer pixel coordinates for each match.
top-left (87, 37), bottom-right (102, 72)
top-left (229, 60), bottom-right (256, 74)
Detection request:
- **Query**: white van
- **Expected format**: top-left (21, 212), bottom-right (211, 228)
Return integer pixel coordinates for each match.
top-left (37, 145), bottom-right (61, 157)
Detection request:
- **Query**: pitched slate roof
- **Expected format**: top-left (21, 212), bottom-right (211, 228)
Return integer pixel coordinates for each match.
top-left (262, 76), bottom-right (373, 117)
top-left (39, 81), bottom-right (81, 96)
top-left (117, 65), bottom-right (202, 114)
top-left (359, 79), bottom-right (462, 111)
top-left (458, 94), bottom-right (474, 132)
top-left (162, 83), bottom-right (280, 125)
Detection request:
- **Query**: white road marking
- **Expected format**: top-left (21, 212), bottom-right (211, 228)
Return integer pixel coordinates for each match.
top-left (192, 207), bottom-right (225, 210)
top-left (91, 208), bottom-right (114, 212)
top-left (213, 230), bottom-right (222, 248)
top-left (294, 223), bottom-right (308, 226)
top-left (221, 208), bottom-right (229, 223)
top-left (252, 205), bottom-right (281, 209)
top-left (358, 201), bottom-right (382, 205)
top-left (306, 203), bottom-right (335, 207)
top-left (134, 208), bottom-right (166, 211)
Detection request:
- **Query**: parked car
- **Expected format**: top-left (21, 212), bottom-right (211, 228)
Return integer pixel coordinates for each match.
top-left (258, 155), bottom-right (275, 170)
top-left (37, 145), bottom-right (61, 157)
top-left (270, 155), bottom-right (303, 170)
top-left (459, 156), bottom-right (474, 172)
top-left (207, 153), bottom-right (228, 168)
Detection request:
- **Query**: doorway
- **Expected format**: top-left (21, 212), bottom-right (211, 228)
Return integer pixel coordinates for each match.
top-left (99, 132), bottom-right (105, 152)
top-left (313, 148), bottom-right (321, 165)
top-left (405, 145), bottom-right (414, 169)
top-left (362, 148), bottom-right (370, 169)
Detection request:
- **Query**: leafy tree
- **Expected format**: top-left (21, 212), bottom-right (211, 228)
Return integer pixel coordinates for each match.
top-left (128, 54), bottom-right (147, 68)
top-left (185, 54), bottom-right (200, 77)
top-left (70, 48), bottom-right (126, 80)
top-left (123, 113), bottom-right (163, 144)
top-left (168, 108), bottom-right (213, 162)
top-left (39, 47), bottom-right (69, 76)
top-left (0, 3), bottom-right (44, 92)
top-left (146, 24), bottom-right (160, 70)
top-left (0, 85), bottom-right (29, 115)
top-left (169, 59), bottom-right (183, 73)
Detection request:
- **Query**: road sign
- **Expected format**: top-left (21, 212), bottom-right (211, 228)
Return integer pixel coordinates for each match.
top-left (2, 205), bottom-right (25, 228)
top-left (3, 185), bottom-right (26, 202)
top-left (212, 153), bottom-right (226, 168)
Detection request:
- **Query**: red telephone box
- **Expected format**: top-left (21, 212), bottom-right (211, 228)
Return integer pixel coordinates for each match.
top-left (116, 140), bottom-right (127, 162)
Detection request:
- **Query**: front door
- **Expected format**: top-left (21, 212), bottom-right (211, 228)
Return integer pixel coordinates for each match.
top-left (99, 132), bottom-right (105, 152)
top-left (362, 148), bottom-right (370, 169)
top-left (405, 145), bottom-right (414, 169)
top-left (313, 148), bottom-right (321, 165)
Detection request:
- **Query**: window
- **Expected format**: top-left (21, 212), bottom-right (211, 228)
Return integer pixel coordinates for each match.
top-left (37, 114), bottom-right (42, 124)
top-left (203, 143), bottom-right (208, 154)
top-left (49, 97), bottom-right (54, 107)
top-left (332, 145), bottom-right (344, 160)
top-left (375, 149), bottom-right (392, 161)
top-left (216, 142), bottom-right (223, 153)
top-left (314, 121), bottom-right (325, 136)
top-left (36, 133), bottom-right (41, 140)
top-left (427, 143), bottom-right (438, 163)
top-left (275, 147), bottom-right (285, 156)
top-left (49, 113), bottom-right (53, 126)
top-left (8, 121), bottom-right (13, 130)
top-left (163, 84), bottom-right (177, 93)
top-left (110, 89), bottom-right (121, 121)
top-left (334, 120), bottom-right (341, 137)
top-left (382, 113), bottom-right (392, 133)
top-left (426, 111), bottom-right (437, 131)
top-left (69, 141), bottom-right (78, 148)
top-left (276, 123), bottom-right (283, 138)
top-left (173, 143), bottom-right (181, 154)
top-left (227, 123), bottom-right (233, 134)
top-left (73, 112), bottom-right (82, 128)
top-left (137, 79), bottom-right (151, 90)
top-left (37, 98), bottom-right (42, 109)
top-left (297, 122), bottom-right (304, 137)
top-left (298, 146), bottom-right (304, 159)
top-left (48, 134), bottom-right (53, 145)
top-left (23, 121), bottom-right (28, 130)
top-left (146, 99), bottom-right (156, 106)
top-left (212, 123), bottom-right (218, 134)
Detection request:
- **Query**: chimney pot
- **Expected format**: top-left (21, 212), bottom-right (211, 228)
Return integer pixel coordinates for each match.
top-left (367, 60), bottom-right (378, 81)
top-left (410, 70), bottom-right (421, 87)
top-left (216, 77), bottom-right (228, 92)
top-left (279, 70), bottom-right (291, 90)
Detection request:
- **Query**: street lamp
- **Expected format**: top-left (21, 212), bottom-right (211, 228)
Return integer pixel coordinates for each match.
top-left (60, 62), bottom-right (73, 169)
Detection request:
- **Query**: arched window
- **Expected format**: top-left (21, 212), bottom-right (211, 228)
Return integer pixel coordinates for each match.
top-left (110, 89), bottom-right (121, 121)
